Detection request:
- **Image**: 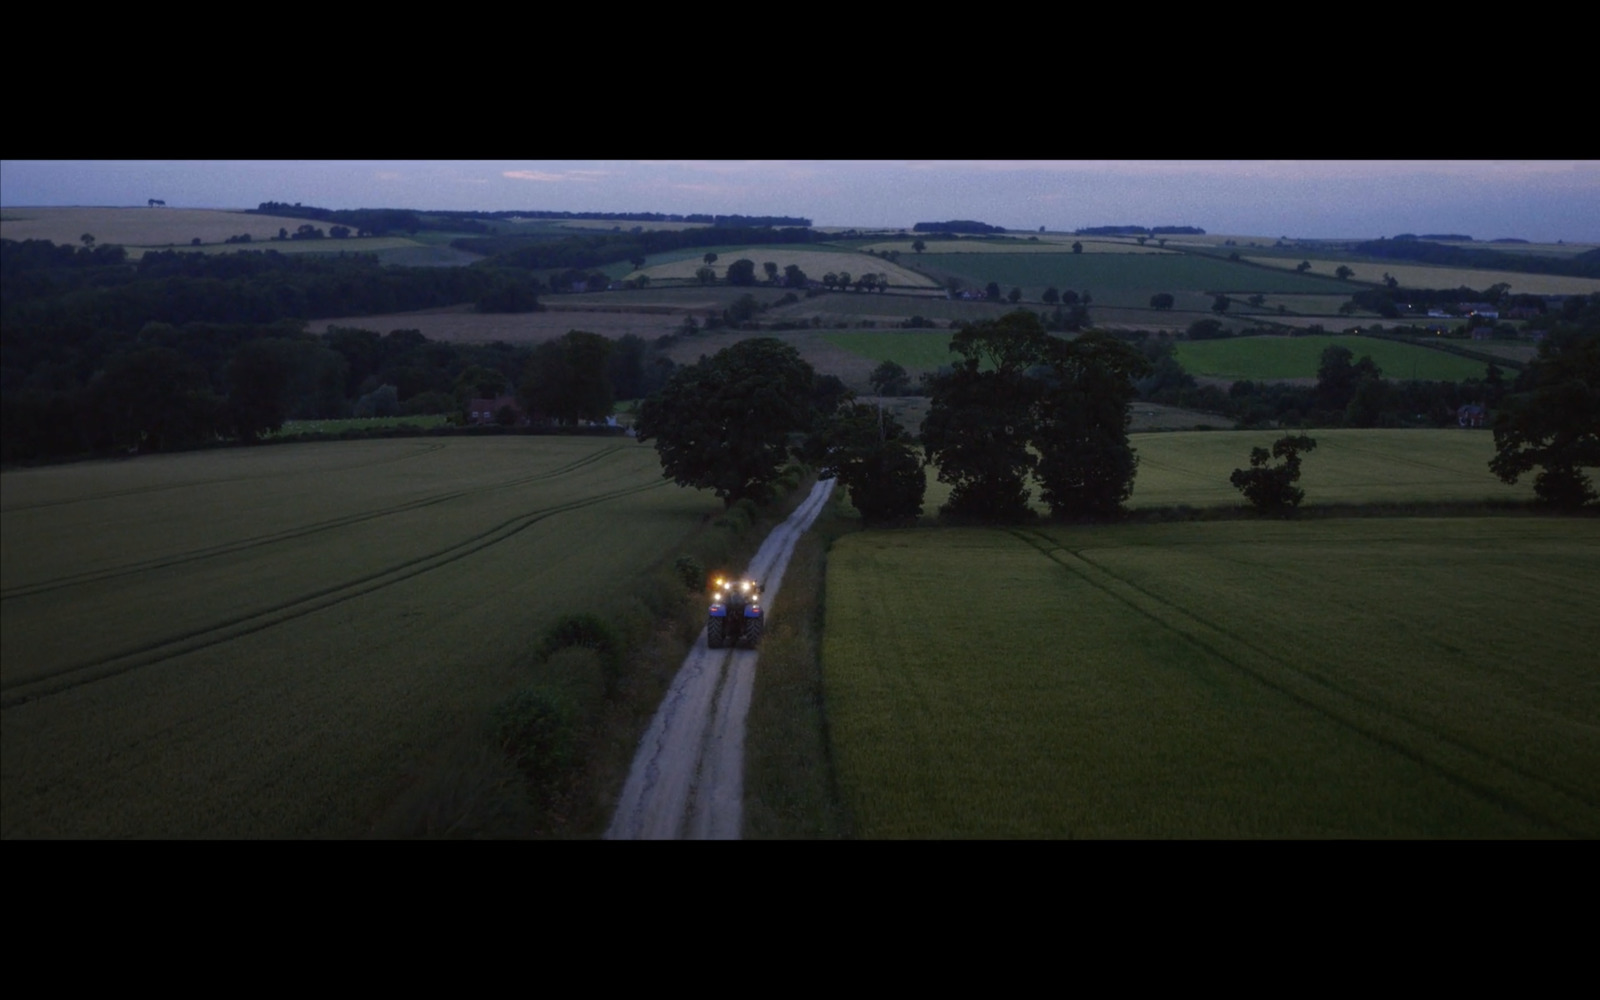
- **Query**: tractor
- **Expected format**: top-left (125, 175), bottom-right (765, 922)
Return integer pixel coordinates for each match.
top-left (707, 575), bottom-right (763, 649)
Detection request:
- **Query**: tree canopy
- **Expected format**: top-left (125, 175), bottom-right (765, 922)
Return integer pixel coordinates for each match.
top-left (517, 330), bottom-right (614, 426)
top-left (811, 403), bottom-right (925, 525)
top-left (635, 338), bottom-right (823, 505)
top-left (1489, 325), bottom-right (1600, 507)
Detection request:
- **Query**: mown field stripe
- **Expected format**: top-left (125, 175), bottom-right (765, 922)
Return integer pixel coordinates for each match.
top-left (0, 477), bottom-right (668, 709)
top-left (0, 445), bottom-right (630, 601)
top-left (1008, 528), bottom-right (1598, 836)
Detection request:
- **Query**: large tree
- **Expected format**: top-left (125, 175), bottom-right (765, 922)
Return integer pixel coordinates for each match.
top-left (726, 258), bottom-right (758, 286)
top-left (1032, 331), bottom-right (1151, 517)
top-left (811, 403), bottom-right (925, 525)
top-left (1489, 325), bottom-right (1600, 508)
top-left (517, 330), bottom-right (614, 426)
top-left (635, 337), bottom-right (821, 505)
top-left (921, 311), bottom-right (1049, 521)
top-left (1231, 434), bottom-right (1318, 512)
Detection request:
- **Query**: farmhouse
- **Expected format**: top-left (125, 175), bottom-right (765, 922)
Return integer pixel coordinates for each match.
top-left (468, 396), bottom-right (524, 426)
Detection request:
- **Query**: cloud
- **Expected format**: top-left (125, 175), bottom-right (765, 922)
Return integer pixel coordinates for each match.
top-left (503, 171), bottom-right (571, 182)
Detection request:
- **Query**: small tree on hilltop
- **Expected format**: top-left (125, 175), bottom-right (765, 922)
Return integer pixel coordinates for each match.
top-left (1231, 434), bottom-right (1318, 512)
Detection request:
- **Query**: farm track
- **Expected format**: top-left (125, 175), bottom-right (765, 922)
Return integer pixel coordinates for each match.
top-left (0, 472), bottom-right (667, 710)
top-left (0, 445), bottom-right (628, 601)
top-left (606, 478), bottom-right (835, 840)
top-left (0, 442), bottom-right (451, 514)
top-left (1008, 528), bottom-right (1600, 835)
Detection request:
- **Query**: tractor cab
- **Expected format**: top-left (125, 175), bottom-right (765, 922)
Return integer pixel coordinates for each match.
top-left (707, 575), bottom-right (764, 649)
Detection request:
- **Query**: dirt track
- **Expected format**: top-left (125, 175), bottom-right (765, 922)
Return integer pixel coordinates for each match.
top-left (605, 479), bottom-right (836, 840)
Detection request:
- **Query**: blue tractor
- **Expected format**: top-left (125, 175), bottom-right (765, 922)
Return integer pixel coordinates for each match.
top-left (707, 575), bottom-right (763, 649)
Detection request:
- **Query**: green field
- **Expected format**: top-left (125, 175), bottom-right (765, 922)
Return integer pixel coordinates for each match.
top-left (0, 436), bottom-right (720, 837)
top-left (821, 331), bottom-right (971, 372)
top-left (917, 429), bottom-right (1532, 517)
top-left (822, 518), bottom-right (1600, 837)
top-left (916, 252), bottom-right (1353, 307)
top-left (1175, 335), bottom-right (1496, 382)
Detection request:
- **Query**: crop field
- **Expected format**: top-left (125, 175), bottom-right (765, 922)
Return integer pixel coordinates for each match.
top-left (822, 518), bottom-right (1600, 837)
top-left (822, 331), bottom-right (968, 371)
top-left (0, 436), bottom-right (721, 837)
top-left (309, 303), bottom-right (695, 344)
top-left (1174, 335), bottom-right (1495, 382)
top-left (920, 429), bottom-right (1532, 517)
top-left (0, 206), bottom-right (399, 254)
top-left (864, 237), bottom-right (1164, 255)
top-left (914, 252), bottom-right (1353, 307)
top-left (639, 248), bottom-right (939, 289)
top-left (1244, 257), bottom-right (1600, 297)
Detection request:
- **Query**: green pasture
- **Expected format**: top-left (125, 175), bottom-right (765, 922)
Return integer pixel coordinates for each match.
top-left (920, 429), bottom-right (1532, 517)
top-left (822, 331), bottom-right (972, 371)
top-left (823, 519), bottom-right (1600, 837)
top-left (0, 436), bottom-right (721, 837)
top-left (915, 252), bottom-right (1353, 307)
top-left (1175, 335), bottom-right (1495, 381)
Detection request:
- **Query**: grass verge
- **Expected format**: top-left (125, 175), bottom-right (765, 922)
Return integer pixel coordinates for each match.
top-left (742, 491), bottom-right (856, 839)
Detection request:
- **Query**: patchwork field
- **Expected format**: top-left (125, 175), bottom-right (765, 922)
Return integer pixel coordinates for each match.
top-left (913, 252), bottom-right (1354, 308)
top-left (1244, 257), bottom-right (1600, 296)
top-left (0, 206), bottom-right (424, 258)
top-left (822, 518), bottom-right (1600, 837)
top-left (638, 248), bottom-right (939, 289)
top-left (1174, 334), bottom-right (1497, 382)
top-left (920, 429), bottom-right (1532, 519)
top-left (0, 436), bottom-right (720, 837)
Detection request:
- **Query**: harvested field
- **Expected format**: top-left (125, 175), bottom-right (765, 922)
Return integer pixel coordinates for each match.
top-left (640, 248), bottom-right (939, 289)
top-left (0, 206), bottom-right (415, 256)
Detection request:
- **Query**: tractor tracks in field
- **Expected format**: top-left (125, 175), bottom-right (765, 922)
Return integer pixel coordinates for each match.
top-left (606, 478), bottom-right (836, 840)
top-left (0, 441), bottom-right (451, 514)
top-left (0, 472), bottom-right (666, 710)
top-left (1008, 527), bottom-right (1600, 835)
top-left (1, 446), bottom-right (631, 602)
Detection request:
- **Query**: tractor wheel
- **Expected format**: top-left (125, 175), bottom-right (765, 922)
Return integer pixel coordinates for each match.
top-left (745, 618), bottom-right (763, 649)
top-left (707, 617), bottom-right (725, 649)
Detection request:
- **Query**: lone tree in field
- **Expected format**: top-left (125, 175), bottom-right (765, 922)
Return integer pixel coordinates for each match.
top-left (1150, 293), bottom-right (1174, 310)
top-left (1231, 434), bottom-right (1318, 512)
top-left (869, 359), bottom-right (913, 396)
top-left (1489, 322), bottom-right (1600, 508)
top-left (635, 338), bottom-right (824, 506)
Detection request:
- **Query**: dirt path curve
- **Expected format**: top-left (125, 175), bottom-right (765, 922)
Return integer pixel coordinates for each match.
top-left (605, 478), bottom-right (836, 840)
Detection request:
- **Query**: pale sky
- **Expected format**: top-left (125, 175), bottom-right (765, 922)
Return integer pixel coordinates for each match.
top-left (3, 160), bottom-right (1596, 243)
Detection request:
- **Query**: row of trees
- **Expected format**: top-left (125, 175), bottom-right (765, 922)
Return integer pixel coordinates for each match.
top-left (921, 312), bottom-right (1149, 520)
top-left (634, 312), bottom-right (1153, 525)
